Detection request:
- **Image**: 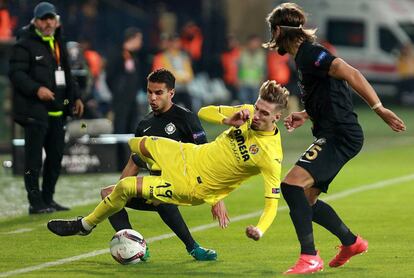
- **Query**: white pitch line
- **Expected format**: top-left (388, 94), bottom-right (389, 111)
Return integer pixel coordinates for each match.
top-left (1, 173), bottom-right (413, 278)
top-left (2, 228), bottom-right (33, 235)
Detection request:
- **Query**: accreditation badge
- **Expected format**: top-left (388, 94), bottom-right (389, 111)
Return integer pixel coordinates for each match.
top-left (55, 67), bottom-right (66, 87)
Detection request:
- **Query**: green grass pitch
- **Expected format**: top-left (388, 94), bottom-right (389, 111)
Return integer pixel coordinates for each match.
top-left (0, 107), bottom-right (413, 277)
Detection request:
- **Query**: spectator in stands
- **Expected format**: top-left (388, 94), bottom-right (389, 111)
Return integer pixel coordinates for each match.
top-left (181, 21), bottom-right (203, 72)
top-left (221, 33), bottom-right (240, 104)
top-left (106, 27), bottom-right (145, 134)
top-left (67, 41), bottom-right (102, 119)
top-left (79, 38), bottom-right (111, 117)
top-left (0, 0), bottom-right (12, 40)
top-left (267, 51), bottom-right (300, 114)
top-left (238, 34), bottom-right (266, 104)
top-left (152, 33), bottom-right (194, 110)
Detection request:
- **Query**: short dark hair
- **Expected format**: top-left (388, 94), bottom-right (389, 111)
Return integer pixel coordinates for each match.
top-left (147, 68), bottom-right (175, 90)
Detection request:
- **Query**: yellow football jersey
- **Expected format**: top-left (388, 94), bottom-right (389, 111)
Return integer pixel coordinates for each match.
top-left (190, 104), bottom-right (283, 205)
top-left (129, 104), bottom-right (283, 233)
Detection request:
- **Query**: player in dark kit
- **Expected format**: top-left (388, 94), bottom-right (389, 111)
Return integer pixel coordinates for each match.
top-left (101, 69), bottom-right (224, 261)
top-left (264, 3), bottom-right (406, 275)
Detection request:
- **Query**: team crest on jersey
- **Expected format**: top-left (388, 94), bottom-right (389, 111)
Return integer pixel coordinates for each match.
top-left (165, 123), bottom-right (176, 135)
top-left (249, 144), bottom-right (259, 154)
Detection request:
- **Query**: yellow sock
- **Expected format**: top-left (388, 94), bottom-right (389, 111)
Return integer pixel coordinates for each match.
top-left (84, 177), bottom-right (137, 226)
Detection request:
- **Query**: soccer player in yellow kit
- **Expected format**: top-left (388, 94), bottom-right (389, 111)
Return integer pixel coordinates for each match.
top-left (48, 80), bottom-right (289, 241)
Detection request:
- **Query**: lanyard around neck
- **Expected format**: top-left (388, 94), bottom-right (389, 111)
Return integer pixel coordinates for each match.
top-left (35, 29), bottom-right (61, 66)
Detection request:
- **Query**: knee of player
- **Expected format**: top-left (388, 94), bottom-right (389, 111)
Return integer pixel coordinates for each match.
top-left (115, 178), bottom-right (129, 191)
top-left (100, 188), bottom-right (106, 200)
top-left (114, 177), bottom-right (137, 198)
top-left (100, 185), bottom-right (114, 199)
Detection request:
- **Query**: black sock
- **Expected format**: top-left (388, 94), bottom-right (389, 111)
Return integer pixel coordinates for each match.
top-left (156, 204), bottom-right (196, 252)
top-left (108, 208), bottom-right (133, 231)
top-left (312, 200), bottom-right (357, 246)
top-left (281, 183), bottom-right (316, 255)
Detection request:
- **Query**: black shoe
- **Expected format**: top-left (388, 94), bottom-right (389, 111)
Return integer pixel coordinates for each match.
top-left (47, 217), bottom-right (93, 236)
top-left (48, 201), bottom-right (70, 211)
top-left (29, 205), bottom-right (55, 215)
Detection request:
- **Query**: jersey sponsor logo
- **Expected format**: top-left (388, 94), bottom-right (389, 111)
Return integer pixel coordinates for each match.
top-left (165, 122), bottom-right (176, 135)
top-left (143, 126), bottom-right (151, 133)
top-left (249, 144), bottom-right (259, 155)
top-left (233, 128), bottom-right (250, 161)
top-left (272, 188), bottom-right (280, 194)
top-left (314, 51), bottom-right (327, 67)
top-left (192, 131), bottom-right (206, 140)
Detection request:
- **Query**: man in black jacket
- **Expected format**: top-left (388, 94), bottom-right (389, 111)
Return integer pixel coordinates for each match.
top-left (9, 2), bottom-right (84, 214)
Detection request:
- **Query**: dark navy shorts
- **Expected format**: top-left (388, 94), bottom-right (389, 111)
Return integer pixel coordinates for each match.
top-left (295, 133), bottom-right (363, 193)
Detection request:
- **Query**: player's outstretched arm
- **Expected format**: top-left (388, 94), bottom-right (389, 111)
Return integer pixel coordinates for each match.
top-left (246, 198), bottom-right (279, 241)
top-left (329, 58), bottom-right (406, 132)
top-left (211, 200), bottom-right (230, 228)
top-left (198, 105), bottom-right (250, 126)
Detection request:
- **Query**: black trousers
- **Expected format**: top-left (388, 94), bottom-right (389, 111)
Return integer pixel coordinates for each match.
top-left (23, 116), bottom-right (66, 206)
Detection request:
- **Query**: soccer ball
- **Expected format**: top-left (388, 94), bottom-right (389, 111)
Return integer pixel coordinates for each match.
top-left (109, 229), bottom-right (147, 265)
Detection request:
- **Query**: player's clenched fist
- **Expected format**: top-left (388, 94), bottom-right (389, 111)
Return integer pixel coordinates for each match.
top-left (245, 225), bottom-right (262, 241)
top-left (284, 110), bottom-right (309, 132)
top-left (223, 109), bottom-right (250, 127)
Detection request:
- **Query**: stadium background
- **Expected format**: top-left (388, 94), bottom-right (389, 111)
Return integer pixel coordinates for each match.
top-left (0, 1), bottom-right (413, 277)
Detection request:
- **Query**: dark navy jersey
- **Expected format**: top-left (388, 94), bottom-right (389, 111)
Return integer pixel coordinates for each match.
top-left (295, 41), bottom-right (362, 137)
top-left (135, 103), bottom-right (207, 144)
top-left (132, 104), bottom-right (207, 169)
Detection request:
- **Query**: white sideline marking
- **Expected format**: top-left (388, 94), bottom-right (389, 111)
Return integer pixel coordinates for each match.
top-left (1, 173), bottom-right (413, 277)
top-left (2, 228), bottom-right (33, 235)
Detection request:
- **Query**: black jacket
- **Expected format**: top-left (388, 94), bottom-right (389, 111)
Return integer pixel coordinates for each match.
top-left (9, 24), bottom-right (79, 126)
top-left (105, 48), bottom-right (148, 104)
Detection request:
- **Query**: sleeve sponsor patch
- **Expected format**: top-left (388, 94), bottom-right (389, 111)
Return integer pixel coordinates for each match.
top-left (192, 131), bottom-right (206, 139)
top-left (272, 188), bottom-right (280, 194)
top-left (314, 51), bottom-right (328, 67)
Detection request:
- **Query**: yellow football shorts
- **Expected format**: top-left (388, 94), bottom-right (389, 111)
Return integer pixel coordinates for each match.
top-left (133, 136), bottom-right (204, 206)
